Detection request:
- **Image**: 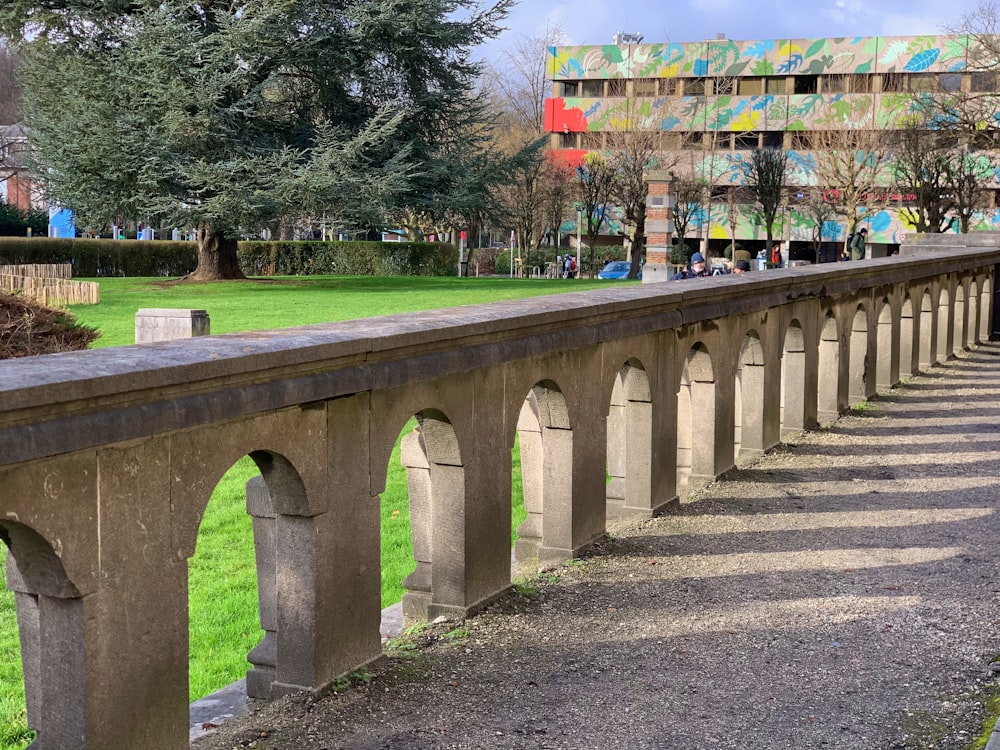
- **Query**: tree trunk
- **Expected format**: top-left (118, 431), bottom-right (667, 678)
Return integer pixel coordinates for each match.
top-left (187, 222), bottom-right (246, 281)
top-left (628, 211), bottom-right (646, 279)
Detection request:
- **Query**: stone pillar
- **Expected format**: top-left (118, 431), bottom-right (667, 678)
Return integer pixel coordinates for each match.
top-left (400, 428), bottom-right (433, 622)
top-left (514, 398), bottom-right (543, 562)
top-left (876, 311), bottom-right (897, 391)
top-left (245, 476), bottom-right (278, 700)
top-left (641, 170), bottom-right (675, 284)
top-left (536, 425), bottom-right (575, 563)
top-left (737, 362), bottom-right (766, 458)
top-left (4, 555), bottom-right (41, 733)
top-left (135, 308), bottom-right (210, 343)
top-left (604, 392), bottom-right (626, 517)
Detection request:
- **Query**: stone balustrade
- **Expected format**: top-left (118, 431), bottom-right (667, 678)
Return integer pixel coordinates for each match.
top-left (0, 244), bottom-right (997, 748)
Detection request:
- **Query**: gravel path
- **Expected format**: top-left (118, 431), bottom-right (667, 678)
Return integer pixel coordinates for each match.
top-left (194, 342), bottom-right (1000, 750)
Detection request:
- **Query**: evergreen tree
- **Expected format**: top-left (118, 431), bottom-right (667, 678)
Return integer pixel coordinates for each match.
top-left (0, 0), bottom-right (512, 280)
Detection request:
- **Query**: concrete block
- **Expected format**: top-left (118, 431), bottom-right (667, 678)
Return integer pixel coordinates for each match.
top-left (136, 308), bottom-right (210, 343)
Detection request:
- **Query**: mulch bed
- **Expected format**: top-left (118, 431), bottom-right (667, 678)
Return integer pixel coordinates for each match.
top-left (0, 291), bottom-right (99, 359)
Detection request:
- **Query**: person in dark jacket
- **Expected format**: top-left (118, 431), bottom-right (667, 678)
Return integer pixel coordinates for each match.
top-left (849, 228), bottom-right (868, 260)
top-left (670, 251), bottom-right (710, 280)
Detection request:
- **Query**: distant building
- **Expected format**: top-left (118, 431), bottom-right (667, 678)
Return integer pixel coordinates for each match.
top-left (0, 123), bottom-right (35, 212)
top-left (545, 35), bottom-right (1000, 258)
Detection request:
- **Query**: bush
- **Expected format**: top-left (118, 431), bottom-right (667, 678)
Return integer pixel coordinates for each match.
top-left (0, 238), bottom-right (459, 277)
top-left (671, 242), bottom-right (692, 265)
top-left (0, 203), bottom-right (47, 237)
top-left (238, 240), bottom-right (458, 277)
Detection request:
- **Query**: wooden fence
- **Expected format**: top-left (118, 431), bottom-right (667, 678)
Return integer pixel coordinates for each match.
top-left (0, 266), bottom-right (99, 306)
top-left (0, 263), bottom-right (73, 279)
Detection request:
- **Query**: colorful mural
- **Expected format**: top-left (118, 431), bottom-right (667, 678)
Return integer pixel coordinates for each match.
top-left (547, 36), bottom-right (973, 80)
top-left (546, 35), bottom-right (1000, 245)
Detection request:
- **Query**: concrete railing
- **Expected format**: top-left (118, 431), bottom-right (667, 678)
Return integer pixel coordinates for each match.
top-left (0, 244), bottom-right (998, 748)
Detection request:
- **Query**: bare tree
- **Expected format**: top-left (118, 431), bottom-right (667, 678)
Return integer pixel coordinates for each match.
top-left (487, 27), bottom-right (566, 135)
top-left (943, 145), bottom-right (994, 233)
top-left (811, 121), bottom-right (894, 252)
top-left (670, 174), bottom-right (705, 259)
top-left (741, 147), bottom-right (789, 253)
top-left (575, 152), bottom-right (616, 271)
top-left (540, 158), bottom-right (575, 250)
top-left (890, 114), bottom-right (957, 233)
top-left (606, 127), bottom-right (665, 278)
top-left (799, 186), bottom-right (838, 260)
top-left (487, 26), bottom-right (569, 260)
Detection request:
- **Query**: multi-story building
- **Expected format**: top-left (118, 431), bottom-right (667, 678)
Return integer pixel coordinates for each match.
top-left (544, 34), bottom-right (1000, 260)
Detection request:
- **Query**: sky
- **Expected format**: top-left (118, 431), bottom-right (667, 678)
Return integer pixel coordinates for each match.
top-left (482, 0), bottom-right (990, 56)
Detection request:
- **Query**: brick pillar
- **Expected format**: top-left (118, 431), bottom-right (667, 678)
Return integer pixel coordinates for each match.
top-left (641, 170), bottom-right (675, 284)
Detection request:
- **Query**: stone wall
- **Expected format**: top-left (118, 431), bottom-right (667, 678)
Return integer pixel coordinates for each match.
top-left (0, 244), bottom-right (997, 748)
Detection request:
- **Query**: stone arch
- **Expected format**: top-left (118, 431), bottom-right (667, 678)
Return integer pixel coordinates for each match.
top-left (229, 450), bottom-right (312, 700)
top-left (919, 289), bottom-right (935, 370)
top-left (899, 295), bottom-right (915, 379)
top-left (388, 409), bottom-right (467, 623)
top-left (848, 304), bottom-right (870, 406)
top-left (876, 297), bottom-right (895, 391)
top-left (937, 285), bottom-right (953, 362)
top-left (780, 319), bottom-right (811, 436)
top-left (734, 331), bottom-right (766, 459)
top-left (606, 359), bottom-right (654, 518)
top-left (169, 410), bottom-right (342, 702)
top-left (817, 312), bottom-right (841, 423)
top-left (677, 343), bottom-right (716, 488)
top-left (2, 522), bottom-right (85, 749)
top-left (513, 381), bottom-right (574, 565)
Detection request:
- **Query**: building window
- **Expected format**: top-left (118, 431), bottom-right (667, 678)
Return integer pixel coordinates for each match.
top-left (766, 77), bottom-right (787, 94)
top-left (794, 75), bottom-right (818, 94)
top-left (705, 130), bottom-right (732, 151)
top-left (851, 74), bottom-right (873, 93)
top-left (634, 78), bottom-right (658, 97)
top-left (558, 132), bottom-right (577, 149)
top-left (940, 73), bottom-right (963, 92)
top-left (658, 78), bottom-right (677, 95)
top-left (790, 132), bottom-right (813, 150)
top-left (684, 78), bottom-right (707, 96)
top-left (762, 131), bottom-right (784, 149)
top-left (909, 74), bottom-right (937, 92)
top-left (660, 133), bottom-right (682, 150)
top-left (971, 71), bottom-right (997, 92)
top-left (733, 132), bottom-right (758, 150)
top-left (881, 73), bottom-right (906, 92)
top-left (713, 77), bottom-right (735, 95)
top-left (561, 81), bottom-right (579, 97)
top-left (738, 77), bottom-right (764, 95)
top-left (971, 128), bottom-right (1000, 149)
top-left (682, 132), bottom-right (704, 149)
top-left (580, 132), bottom-right (604, 149)
top-left (607, 78), bottom-right (626, 97)
top-left (580, 79), bottom-right (603, 97)
top-left (822, 75), bottom-right (846, 94)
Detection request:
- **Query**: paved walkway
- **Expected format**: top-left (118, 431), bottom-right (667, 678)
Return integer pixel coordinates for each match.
top-left (193, 342), bottom-right (1000, 750)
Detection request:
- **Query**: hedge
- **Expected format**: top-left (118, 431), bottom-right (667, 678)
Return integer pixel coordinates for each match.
top-left (0, 238), bottom-right (459, 278)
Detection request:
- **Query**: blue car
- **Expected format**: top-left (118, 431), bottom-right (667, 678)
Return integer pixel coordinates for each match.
top-left (597, 261), bottom-right (640, 280)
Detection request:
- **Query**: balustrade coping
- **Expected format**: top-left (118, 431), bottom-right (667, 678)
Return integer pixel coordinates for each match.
top-left (0, 247), bottom-right (995, 470)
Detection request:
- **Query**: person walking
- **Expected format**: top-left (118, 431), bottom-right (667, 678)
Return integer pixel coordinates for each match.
top-left (849, 228), bottom-right (868, 261)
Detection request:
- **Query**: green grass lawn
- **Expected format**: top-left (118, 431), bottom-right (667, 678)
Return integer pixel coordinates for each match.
top-left (74, 275), bottom-right (613, 347)
top-left (1, 274), bottom-right (601, 744)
